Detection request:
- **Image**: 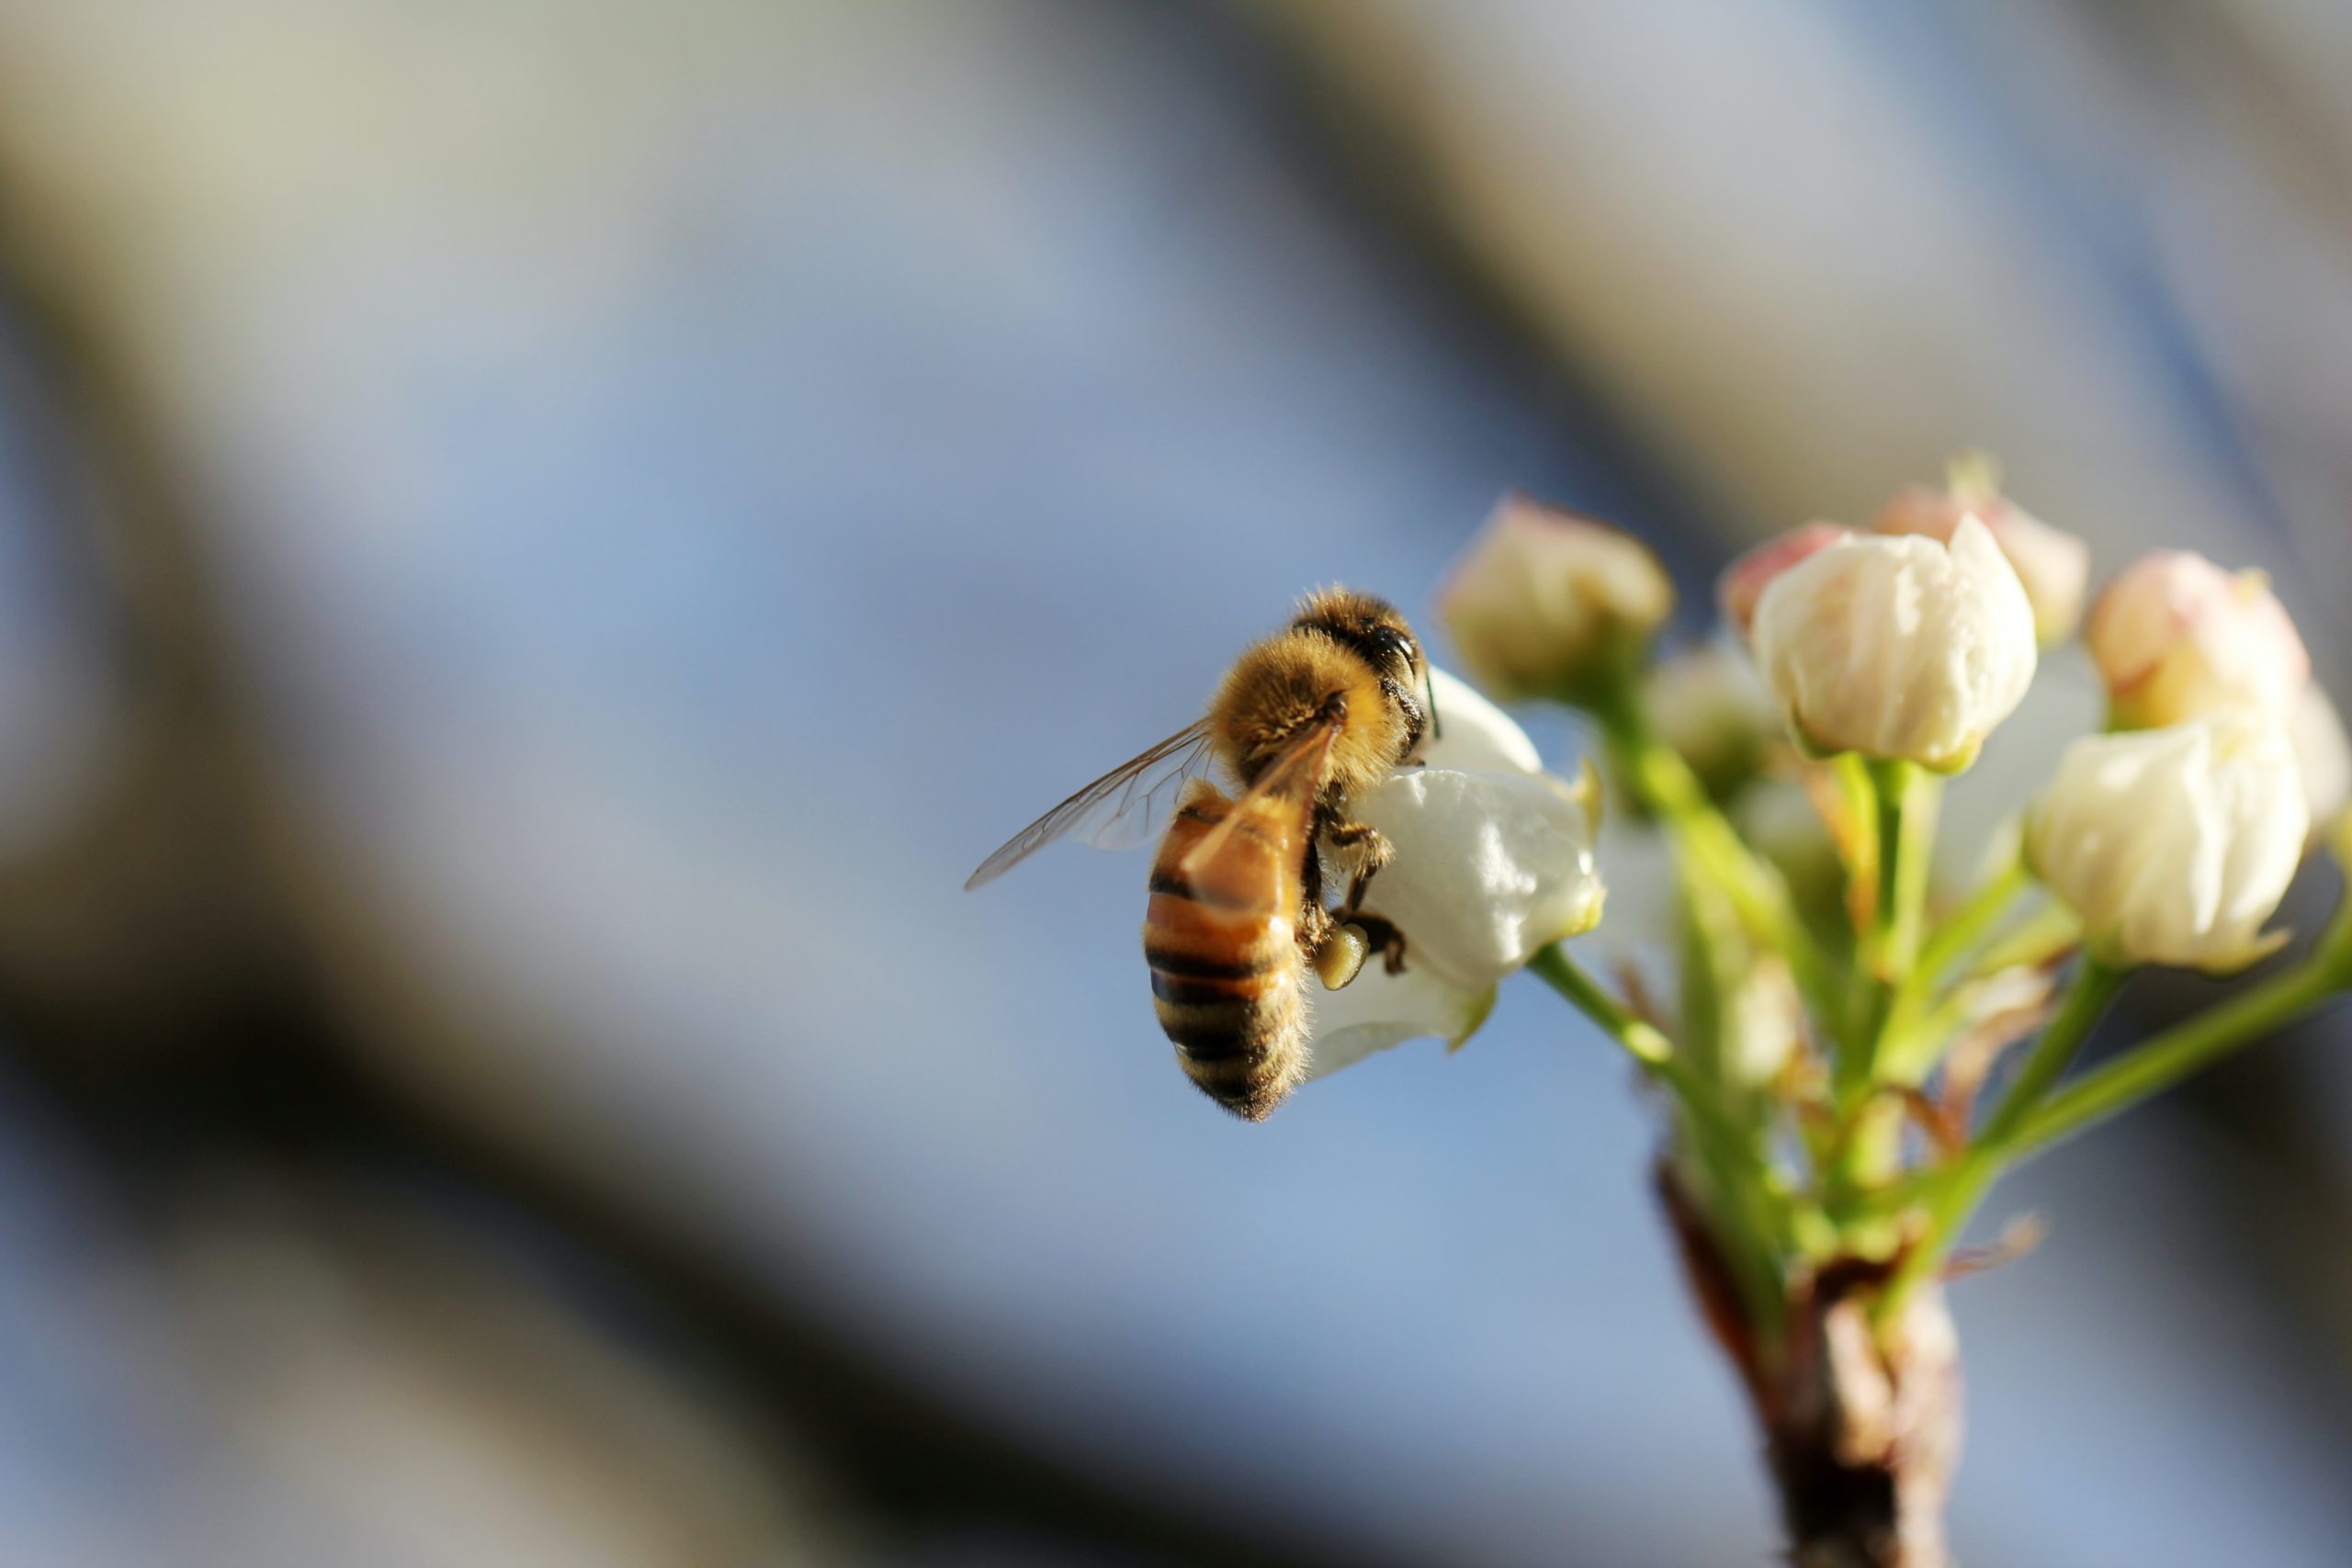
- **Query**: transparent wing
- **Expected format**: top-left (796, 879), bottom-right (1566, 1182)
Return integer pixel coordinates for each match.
top-left (964, 720), bottom-right (1214, 890)
top-left (1176, 715), bottom-right (1343, 885)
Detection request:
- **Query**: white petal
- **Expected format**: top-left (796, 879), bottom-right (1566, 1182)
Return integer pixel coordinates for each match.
top-left (2028, 708), bottom-right (2306, 972)
top-left (1302, 962), bottom-right (1496, 1079)
top-left (1418, 665), bottom-right (1542, 774)
top-left (1347, 766), bottom-right (1605, 988)
top-left (2290, 683), bottom-right (2351, 844)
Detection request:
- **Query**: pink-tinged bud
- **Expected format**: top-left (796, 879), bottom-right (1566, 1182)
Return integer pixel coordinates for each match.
top-left (1717, 522), bottom-right (1850, 642)
top-left (1437, 495), bottom-right (1674, 702)
top-left (1871, 480), bottom-right (2089, 646)
top-left (2085, 551), bottom-right (2310, 730)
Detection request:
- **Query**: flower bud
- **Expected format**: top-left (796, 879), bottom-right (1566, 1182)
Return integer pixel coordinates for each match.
top-left (2085, 551), bottom-right (2310, 729)
top-left (1638, 646), bottom-right (1775, 804)
top-left (1871, 467), bottom-right (2089, 646)
top-left (1438, 495), bottom-right (1674, 703)
top-left (2027, 708), bottom-right (2306, 973)
top-left (1717, 522), bottom-right (1849, 642)
top-left (1749, 517), bottom-right (2037, 772)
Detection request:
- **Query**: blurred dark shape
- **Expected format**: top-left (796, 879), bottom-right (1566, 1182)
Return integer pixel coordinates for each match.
top-left (0, 243), bottom-right (1417, 1568)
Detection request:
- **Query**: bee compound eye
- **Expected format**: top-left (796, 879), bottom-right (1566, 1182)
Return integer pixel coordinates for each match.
top-left (1363, 624), bottom-right (1412, 670)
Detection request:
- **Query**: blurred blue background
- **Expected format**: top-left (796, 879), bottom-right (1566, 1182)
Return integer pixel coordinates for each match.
top-left (0, 2), bottom-right (2345, 1563)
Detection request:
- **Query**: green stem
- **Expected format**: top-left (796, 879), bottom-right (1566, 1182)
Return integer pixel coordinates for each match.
top-left (1526, 942), bottom-right (1671, 1068)
top-left (1914, 857), bottom-right (2030, 992)
top-left (1879, 959), bottom-right (2126, 1317)
top-left (1845, 761), bottom-right (1939, 1092)
top-left (1977, 960), bottom-right (2128, 1145)
top-left (1871, 859), bottom-right (2030, 1089)
top-left (1595, 697), bottom-right (1833, 1024)
top-left (1879, 761), bottom-right (1938, 981)
top-left (2015, 957), bottom-right (2347, 1156)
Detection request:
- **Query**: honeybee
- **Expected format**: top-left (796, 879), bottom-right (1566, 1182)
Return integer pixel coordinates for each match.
top-left (967, 588), bottom-right (1435, 1120)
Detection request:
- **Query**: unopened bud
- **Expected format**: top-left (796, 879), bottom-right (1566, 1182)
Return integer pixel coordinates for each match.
top-left (1749, 518), bottom-right (2037, 772)
top-left (1438, 495), bottom-right (1674, 704)
top-left (2086, 551), bottom-right (2309, 730)
top-left (1717, 522), bottom-right (1850, 643)
top-left (2028, 708), bottom-right (2305, 973)
top-left (1871, 457), bottom-right (2089, 646)
top-left (1639, 645), bottom-right (1774, 805)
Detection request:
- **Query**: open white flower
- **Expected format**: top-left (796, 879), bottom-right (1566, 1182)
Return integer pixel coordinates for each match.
top-left (2027, 707), bottom-right (2307, 974)
top-left (1347, 765), bottom-right (1605, 987)
top-left (1300, 668), bottom-right (1605, 1076)
top-left (1750, 517), bottom-right (2037, 772)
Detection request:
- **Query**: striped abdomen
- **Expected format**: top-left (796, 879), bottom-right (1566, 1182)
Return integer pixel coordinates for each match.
top-left (1143, 781), bottom-right (1309, 1122)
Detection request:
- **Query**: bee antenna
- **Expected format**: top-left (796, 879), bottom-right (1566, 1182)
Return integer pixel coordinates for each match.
top-left (1425, 668), bottom-right (1442, 741)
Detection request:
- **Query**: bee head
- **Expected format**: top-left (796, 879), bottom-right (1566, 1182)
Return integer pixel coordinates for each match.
top-left (1292, 588), bottom-right (1424, 685)
top-left (1290, 587), bottom-right (1430, 760)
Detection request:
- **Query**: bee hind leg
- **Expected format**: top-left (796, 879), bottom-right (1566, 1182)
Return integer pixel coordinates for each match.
top-left (1342, 913), bottom-right (1410, 976)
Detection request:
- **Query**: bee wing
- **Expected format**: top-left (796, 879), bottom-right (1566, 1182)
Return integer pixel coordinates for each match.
top-left (1176, 715), bottom-right (1343, 885)
top-left (964, 720), bottom-right (1215, 890)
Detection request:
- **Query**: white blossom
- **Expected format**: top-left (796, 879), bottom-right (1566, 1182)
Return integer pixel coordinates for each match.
top-left (1750, 517), bottom-right (2037, 772)
top-left (1346, 763), bottom-right (1605, 988)
top-left (1300, 668), bottom-right (1605, 1076)
top-left (2027, 708), bottom-right (2307, 974)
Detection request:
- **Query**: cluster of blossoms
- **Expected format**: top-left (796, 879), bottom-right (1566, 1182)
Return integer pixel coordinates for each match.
top-left (1281, 459), bottom-right (2352, 1562)
top-left (1305, 468), bottom-right (2346, 1076)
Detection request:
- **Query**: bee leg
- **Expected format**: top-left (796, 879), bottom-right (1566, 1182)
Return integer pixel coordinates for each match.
top-left (1322, 819), bottom-right (1392, 903)
top-left (1336, 818), bottom-right (1383, 888)
top-left (1296, 897), bottom-right (1334, 956)
top-left (1342, 913), bottom-right (1410, 976)
top-left (1295, 843), bottom-right (1334, 954)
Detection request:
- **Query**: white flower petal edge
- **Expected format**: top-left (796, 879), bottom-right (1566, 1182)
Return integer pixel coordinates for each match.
top-left (1346, 765), bottom-right (1606, 990)
top-left (1418, 665), bottom-right (1543, 774)
top-left (2027, 707), bottom-right (2307, 974)
top-left (2290, 683), bottom-right (2351, 845)
top-left (1303, 964), bottom-right (1496, 1079)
